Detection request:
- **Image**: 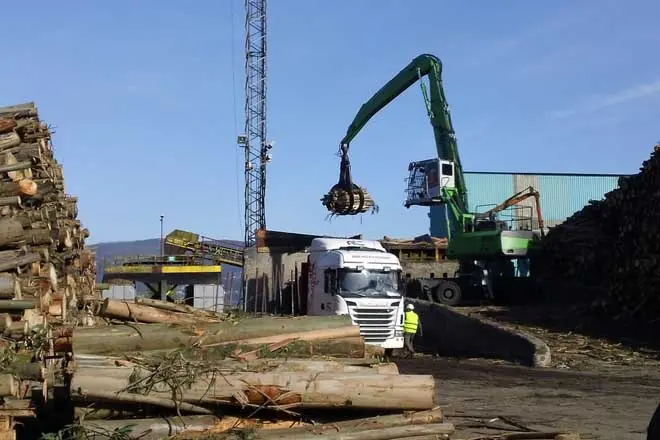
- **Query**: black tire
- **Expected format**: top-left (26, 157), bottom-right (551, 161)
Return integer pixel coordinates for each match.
top-left (433, 280), bottom-right (463, 306)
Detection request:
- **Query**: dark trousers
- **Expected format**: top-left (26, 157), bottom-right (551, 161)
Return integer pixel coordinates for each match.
top-left (404, 332), bottom-right (416, 355)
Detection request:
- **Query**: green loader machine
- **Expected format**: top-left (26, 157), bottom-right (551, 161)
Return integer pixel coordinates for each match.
top-left (322, 53), bottom-right (545, 305)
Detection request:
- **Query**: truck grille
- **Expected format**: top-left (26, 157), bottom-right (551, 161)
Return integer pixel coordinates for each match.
top-left (348, 307), bottom-right (396, 344)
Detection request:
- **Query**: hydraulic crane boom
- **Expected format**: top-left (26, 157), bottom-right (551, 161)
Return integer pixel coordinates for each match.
top-left (321, 54), bottom-right (468, 218)
top-left (342, 53), bottom-right (467, 209)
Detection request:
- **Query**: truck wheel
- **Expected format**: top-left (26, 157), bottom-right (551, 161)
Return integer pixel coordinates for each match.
top-left (433, 281), bottom-right (463, 306)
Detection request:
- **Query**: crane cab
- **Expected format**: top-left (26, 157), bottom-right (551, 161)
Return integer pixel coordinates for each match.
top-left (405, 158), bottom-right (456, 207)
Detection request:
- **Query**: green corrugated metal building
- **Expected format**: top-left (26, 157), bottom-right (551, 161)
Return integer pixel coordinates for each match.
top-left (429, 172), bottom-right (625, 237)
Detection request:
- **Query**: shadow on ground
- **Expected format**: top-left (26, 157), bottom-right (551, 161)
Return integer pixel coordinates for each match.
top-left (469, 301), bottom-right (660, 355)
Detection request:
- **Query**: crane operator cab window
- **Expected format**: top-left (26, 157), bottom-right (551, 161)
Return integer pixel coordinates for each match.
top-left (406, 159), bottom-right (456, 206)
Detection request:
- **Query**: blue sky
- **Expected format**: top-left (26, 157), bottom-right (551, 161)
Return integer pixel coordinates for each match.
top-left (2, 0), bottom-right (659, 244)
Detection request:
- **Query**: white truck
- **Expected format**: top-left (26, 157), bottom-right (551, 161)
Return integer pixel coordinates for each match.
top-left (306, 237), bottom-right (405, 350)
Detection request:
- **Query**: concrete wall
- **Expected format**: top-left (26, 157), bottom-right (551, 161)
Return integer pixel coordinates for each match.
top-left (407, 298), bottom-right (550, 367)
top-left (243, 247), bottom-right (309, 314)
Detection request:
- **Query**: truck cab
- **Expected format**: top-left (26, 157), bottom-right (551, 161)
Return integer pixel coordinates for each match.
top-left (307, 238), bottom-right (405, 349)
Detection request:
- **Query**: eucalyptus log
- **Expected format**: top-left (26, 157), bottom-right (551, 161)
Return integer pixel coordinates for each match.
top-left (0, 374), bottom-right (18, 397)
top-left (0, 160), bottom-right (31, 175)
top-left (0, 179), bottom-right (37, 197)
top-left (98, 299), bottom-right (202, 325)
top-left (69, 315), bottom-right (355, 355)
top-left (0, 300), bottom-right (36, 311)
top-left (134, 297), bottom-right (219, 318)
top-left (79, 416), bottom-right (219, 440)
top-left (71, 366), bottom-right (437, 411)
top-left (0, 273), bottom-right (20, 299)
top-left (0, 252), bottom-right (40, 272)
top-left (0, 132), bottom-right (20, 151)
top-left (0, 119), bottom-right (16, 134)
top-left (0, 196), bottom-right (21, 207)
top-left (25, 227), bottom-right (53, 246)
top-left (0, 218), bottom-right (24, 248)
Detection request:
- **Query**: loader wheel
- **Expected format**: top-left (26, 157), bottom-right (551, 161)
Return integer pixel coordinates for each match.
top-left (433, 281), bottom-right (463, 306)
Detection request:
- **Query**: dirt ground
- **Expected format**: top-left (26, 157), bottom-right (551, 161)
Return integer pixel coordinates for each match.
top-left (396, 304), bottom-right (660, 440)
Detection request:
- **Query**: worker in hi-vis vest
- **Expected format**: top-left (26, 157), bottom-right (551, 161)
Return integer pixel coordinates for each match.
top-left (403, 303), bottom-right (422, 358)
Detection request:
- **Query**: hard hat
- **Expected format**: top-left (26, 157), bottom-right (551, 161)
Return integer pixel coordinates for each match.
top-left (406, 304), bottom-right (414, 310)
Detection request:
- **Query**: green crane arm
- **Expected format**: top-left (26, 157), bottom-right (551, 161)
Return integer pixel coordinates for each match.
top-left (339, 53), bottom-right (468, 212)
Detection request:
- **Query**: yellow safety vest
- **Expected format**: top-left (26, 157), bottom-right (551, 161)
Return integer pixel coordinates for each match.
top-left (403, 310), bottom-right (419, 334)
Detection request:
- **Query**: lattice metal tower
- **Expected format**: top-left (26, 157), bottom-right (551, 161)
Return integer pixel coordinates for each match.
top-left (239, 0), bottom-right (270, 249)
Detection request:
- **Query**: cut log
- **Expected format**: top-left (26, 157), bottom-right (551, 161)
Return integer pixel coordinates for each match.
top-left (25, 227), bottom-right (53, 246)
top-left (0, 374), bottom-right (18, 397)
top-left (0, 197), bottom-right (21, 208)
top-left (0, 179), bottom-right (37, 197)
top-left (0, 218), bottom-right (24, 249)
top-left (0, 132), bottom-right (20, 151)
top-left (0, 252), bottom-right (40, 272)
top-left (93, 283), bottom-right (109, 291)
top-left (0, 160), bottom-right (32, 175)
top-left (69, 315), bottom-right (356, 355)
top-left (134, 297), bottom-right (219, 318)
top-left (79, 416), bottom-right (220, 440)
top-left (0, 119), bottom-right (17, 134)
top-left (254, 408), bottom-right (444, 438)
top-left (98, 299), bottom-right (202, 325)
top-left (251, 423), bottom-right (455, 440)
top-left (74, 357), bottom-right (399, 375)
top-left (0, 273), bottom-right (20, 299)
top-left (72, 389), bottom-right (214, 415)
top-left (0, 300), bottom-right (36, 311)
top-left (71, 367), bottom-right (438, 411)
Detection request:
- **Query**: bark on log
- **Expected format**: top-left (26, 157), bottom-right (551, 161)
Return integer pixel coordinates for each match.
top-left (0, 119), bottom-right (16, 134)
top-left (0, 252), bottom-right (40, 271)
top-left (0, 197), bottom-right (21, 207)
top-left (0, 160), bottom-right (32, 175)
top-left (0, 374), bottom-right (18, 397)
top-left (72, 389), bottom-right (214, 415)
top-left (79, 416), bottom-right (220, 440)
top-left (0, 179), bottom-right (37, 197)
top-left (0, 300), bottom-right (36, 311)
top-left (71, 367), bottom-right (437, 411)
top-left (69, 315), bottom-right (356, 355)
top-left (254, 408), bottom-right (444, 438)
top-left (98, 299), bottom-right (203, 325)
top-left (134, 297), bottom-right (219, 318)
top-left (0, 132), bottom-right (20, 151)
top-left (0, 218), bottom-right (24, 249)
top-left (253, 424), bottom-right (455, 440)
top-left (74, 357), bottom-right (399, 375)
top-left (25, 227), bottom-right (53, 246)
top-left (60, 335), bottom-right (368, 359)
top-left (0, 273), bottom-right (20, 299)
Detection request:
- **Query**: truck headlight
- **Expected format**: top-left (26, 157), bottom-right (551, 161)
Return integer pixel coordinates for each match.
top-left (394, 330), bottom-right (403, 338)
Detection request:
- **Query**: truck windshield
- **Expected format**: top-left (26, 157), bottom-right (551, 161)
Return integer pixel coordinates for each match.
top-left (338, 269), bottom-right (399, 296)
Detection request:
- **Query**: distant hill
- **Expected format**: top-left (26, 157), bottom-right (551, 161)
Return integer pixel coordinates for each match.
top-left (88, 238), bottom-right (244, 282)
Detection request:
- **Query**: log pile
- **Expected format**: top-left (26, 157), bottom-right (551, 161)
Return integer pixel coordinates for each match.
top-left (61, 314), bottom-right (446, 439)
top-left (532, 144), bottom-right (660, 323)
top-left (0, 102), bottom-right (95, 331)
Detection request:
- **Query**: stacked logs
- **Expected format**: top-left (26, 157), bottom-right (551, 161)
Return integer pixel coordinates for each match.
top-left (532, 144), bottom-right (660, 323)
top-left (0, 102), bottom-right (94, 330)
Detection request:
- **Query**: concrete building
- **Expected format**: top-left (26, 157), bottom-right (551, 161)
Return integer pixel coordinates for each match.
top-left (430, 172), bottom-right (624, 237)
